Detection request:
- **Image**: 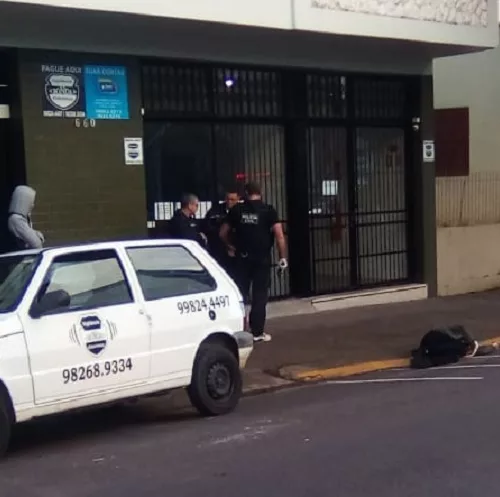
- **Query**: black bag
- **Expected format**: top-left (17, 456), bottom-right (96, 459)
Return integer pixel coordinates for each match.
top-left (411, 325), bottom-right (476, 369)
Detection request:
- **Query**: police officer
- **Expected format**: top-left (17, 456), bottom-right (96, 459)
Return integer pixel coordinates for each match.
top-left (169, 193), bottom-right (207, 247)
top-left (220, 182), bottom-right (288, 343)
top-left (202, 189), bottom-right (240, 275)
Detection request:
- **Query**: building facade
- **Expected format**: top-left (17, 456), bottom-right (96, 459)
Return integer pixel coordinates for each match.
top-left (433, 27), bottom-right (500, 296)
top-left (0, 0), bottom-right (497, 299)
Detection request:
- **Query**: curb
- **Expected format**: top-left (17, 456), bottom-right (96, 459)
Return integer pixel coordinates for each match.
top-left (278, 336), bottom-right (500, 383)
top-left (279, 359), bottom-right (410, 382)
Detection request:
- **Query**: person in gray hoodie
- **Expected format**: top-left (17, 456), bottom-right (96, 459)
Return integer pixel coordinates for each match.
top-left (7, 185), bottom-right (44, 250)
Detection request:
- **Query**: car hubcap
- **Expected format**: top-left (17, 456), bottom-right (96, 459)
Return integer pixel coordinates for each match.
top-left (207, 363), bottom-right (232, 399)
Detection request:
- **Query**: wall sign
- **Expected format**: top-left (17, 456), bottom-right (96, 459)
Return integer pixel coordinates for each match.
top-left (42, 64), bottom-right (86, 118)
top-left (42, 63), bottom-right (129, 120)
top-left (422, 140), bottom-right (435, 163)
top-left (124, 138), bottom-right (144, 165)
top-left (84, 66), bottom-right (129, 120)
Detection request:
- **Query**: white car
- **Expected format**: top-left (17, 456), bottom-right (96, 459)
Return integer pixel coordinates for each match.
top-left (0, 239), bottom-right (253, 457)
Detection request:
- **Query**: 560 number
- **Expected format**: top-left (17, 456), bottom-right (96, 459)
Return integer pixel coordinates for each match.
top-left (62, 358), bottom-right (133, 384)
top-left (177, 295), bottom-right (229, 315)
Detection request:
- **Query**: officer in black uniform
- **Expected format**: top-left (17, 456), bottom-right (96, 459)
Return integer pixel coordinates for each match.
top-left (168, 193), bottom-right (207, 248)
top-left (220, 182), bottom-right (288, 343)
top-left (202, 189), bottom-right (240, 276)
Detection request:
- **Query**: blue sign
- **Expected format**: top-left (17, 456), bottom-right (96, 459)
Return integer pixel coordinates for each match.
top-left (84, 65), bottom-right (129, 120)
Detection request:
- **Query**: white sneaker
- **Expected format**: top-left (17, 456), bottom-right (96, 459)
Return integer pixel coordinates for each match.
top-left (253, 333), bottom-right (272, 343)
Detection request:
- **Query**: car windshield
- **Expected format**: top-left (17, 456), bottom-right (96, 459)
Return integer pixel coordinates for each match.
top-left (0, 254), bottom-right (39, 313)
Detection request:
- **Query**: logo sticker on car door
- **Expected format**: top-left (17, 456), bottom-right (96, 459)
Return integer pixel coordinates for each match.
top-left (69, 315), bottom-right (118, 357)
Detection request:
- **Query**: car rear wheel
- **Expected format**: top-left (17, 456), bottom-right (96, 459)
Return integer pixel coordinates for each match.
top-left (188, 343), bottom-right (242, 416)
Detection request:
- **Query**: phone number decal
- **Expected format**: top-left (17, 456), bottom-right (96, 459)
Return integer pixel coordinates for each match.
top-left (177, 295), bottom-right (230, 315)
top-left (62, 358), bottom-right (133, 384)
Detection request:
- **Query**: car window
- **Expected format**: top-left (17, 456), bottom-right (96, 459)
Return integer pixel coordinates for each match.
top-left (37, 249), bottom-right (133, 313)
top-left (126, 246), bottom-right (217, 301)
top-left (0, 255), bottom-right (39, 313)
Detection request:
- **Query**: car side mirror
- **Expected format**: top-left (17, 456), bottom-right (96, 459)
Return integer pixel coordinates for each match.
top-left (30, 290), bottom-right (71, 318)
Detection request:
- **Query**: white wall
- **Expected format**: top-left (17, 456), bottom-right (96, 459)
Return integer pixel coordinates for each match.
top-left (0, 0), bottom-right (497, 48)
top-left (437, 225), bottom-right (500, 295)
top-left (434, 42), bottom-right (500, 174)
top-left (433, 34), bottom-right (500, 296)
top-left (0, 0), bottom-right (293, 29)
top-left (295, 0), bottom-right (497, 47)
top-left (0, 4), bottom-right (436, 75)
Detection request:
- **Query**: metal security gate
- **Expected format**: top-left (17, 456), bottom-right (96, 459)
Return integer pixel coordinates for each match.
top-left (142, 60), bottom-right (418, 298)
top-left (142, 63), bottom-right (289, 298)
top-left (305, 75), bottom-right (413, 293)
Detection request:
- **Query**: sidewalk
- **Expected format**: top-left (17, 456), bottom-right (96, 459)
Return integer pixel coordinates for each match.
top-left (159, 289), bottom-right (500, 413)
top-left (246, 289), bottom-right (500, 384)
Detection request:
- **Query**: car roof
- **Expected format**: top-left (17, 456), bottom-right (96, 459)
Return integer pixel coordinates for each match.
top-left (0, 238), bottom-right (198, 259)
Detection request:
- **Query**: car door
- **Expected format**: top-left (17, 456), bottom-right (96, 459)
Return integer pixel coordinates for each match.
top-left (125, 244), bottom-right (237, 382)
top-left (20, 248), bottom-right (151, 405)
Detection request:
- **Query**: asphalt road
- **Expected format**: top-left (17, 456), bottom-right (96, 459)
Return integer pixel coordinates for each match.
top-left (2, 355), bottom-right (500, 497)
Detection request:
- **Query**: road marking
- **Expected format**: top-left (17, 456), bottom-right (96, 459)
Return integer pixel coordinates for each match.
top-left (327, 377), bottom-right (483, 385)
top-left (389, 356), bottom-right (500, 372)
top-left (426, 364), bottom-right (500, 370)
top-left (391, 362), bottom-right (500, 374)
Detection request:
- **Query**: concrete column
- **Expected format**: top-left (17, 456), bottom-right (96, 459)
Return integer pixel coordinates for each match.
top-left (415, 74), bottom-right (437, 296)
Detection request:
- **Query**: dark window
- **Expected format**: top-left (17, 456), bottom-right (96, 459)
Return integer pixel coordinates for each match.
top-left (435, 107), bottom-right (469, 177)
top-left (213, 67), bottom-right (281, 118)
top-left (142, 64), bottom-right (210, 117)
top-left (36, 250), bottom-right (133, 313)
top-left (0, 254), bottom-right (39, 312)
top-left (354, 78), bottom-right (407, 120)
top-left (144, 122), bottom-right (214, 205)
top-left (307, 74), bottom-right (347, 119)
top-left (127, 246), bottom-right (217, 301)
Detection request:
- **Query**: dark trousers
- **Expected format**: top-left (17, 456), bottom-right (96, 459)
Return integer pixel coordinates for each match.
top-left (214, 253), bottom-right (238, 283)
top-left (234, 257), bottom-right (271, 336)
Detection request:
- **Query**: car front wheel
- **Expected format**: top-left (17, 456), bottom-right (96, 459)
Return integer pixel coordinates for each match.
top-left (188, 343), bottom-right (242, 416)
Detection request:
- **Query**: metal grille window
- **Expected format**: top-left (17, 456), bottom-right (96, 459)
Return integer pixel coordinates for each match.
top-left (142, 64), bottom-right (210, 116)
top-left (307, 74), bottom-right (347, 119)
top-left (353, 79), bottom-right (407, 120)
top-left (213, 68), bottom-right (281, 118)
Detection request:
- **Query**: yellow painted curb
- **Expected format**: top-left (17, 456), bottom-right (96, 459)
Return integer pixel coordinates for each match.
top-left (294, 359), bottom-right (410, 381)
top-left (291, 336), bottom-right (500, 382)
top-left (480, 336), bottom-right (500, 346)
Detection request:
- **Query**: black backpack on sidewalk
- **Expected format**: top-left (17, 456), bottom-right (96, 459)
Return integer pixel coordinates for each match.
top-left (410, 325), bottom-right (477, 369)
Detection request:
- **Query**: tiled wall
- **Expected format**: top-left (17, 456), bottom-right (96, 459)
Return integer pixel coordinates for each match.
top-left (311, 0), bottom-right (488, 27)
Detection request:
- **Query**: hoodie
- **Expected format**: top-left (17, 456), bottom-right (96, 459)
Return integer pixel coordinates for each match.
top-left (7, 185), bottom-right (44, 249)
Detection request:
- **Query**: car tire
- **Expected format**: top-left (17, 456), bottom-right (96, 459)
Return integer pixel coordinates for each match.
top-left (0, 400), bottom-right (11, 458)
top-left (188, 343), bottom-right (242, 417)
